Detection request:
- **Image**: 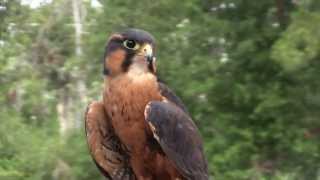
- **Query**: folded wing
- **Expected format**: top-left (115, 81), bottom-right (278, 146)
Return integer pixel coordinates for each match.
top-left (85, 101), bottom-right (135, 180)
top-left (144, 83), bottom-right (209, 180)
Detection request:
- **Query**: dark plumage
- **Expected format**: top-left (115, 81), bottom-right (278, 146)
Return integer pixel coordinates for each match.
top-left (85, 29), bottom-right (209, 180)
top-left (103, 29), bottom-right (155, 75)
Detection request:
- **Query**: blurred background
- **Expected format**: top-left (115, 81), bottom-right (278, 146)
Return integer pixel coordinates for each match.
top-left (1, 0), bottom-right (320, 179)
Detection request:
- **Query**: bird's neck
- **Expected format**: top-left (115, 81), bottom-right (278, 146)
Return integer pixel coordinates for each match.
top-left (106, 71), bottom-right (156, 85)
top-left (126, 63), bottom-right (154, 81)
top-left (103, 72), bottom-right (162, 121)
top-left (104, 71), bottom-right (160, 98)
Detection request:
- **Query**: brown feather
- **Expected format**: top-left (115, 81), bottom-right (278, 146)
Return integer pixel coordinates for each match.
top-left (92, 29), bottom-right (189, 180)
top-left (105, 49), bottom-right (126, 76)
top-left (145, 101), bottom-right (209, 180)
top-left (103, 73), bottom-right (182, 179)
top-left (85, 101), bottom-right (135, 180)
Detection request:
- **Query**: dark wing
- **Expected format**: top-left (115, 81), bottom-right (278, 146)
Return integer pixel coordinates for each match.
top-left (157, 82), bottom-right (188, 113)
top-left (144, 100), bottom-right (209, 180)
top-left (85, 101), bottom-right (136, 180)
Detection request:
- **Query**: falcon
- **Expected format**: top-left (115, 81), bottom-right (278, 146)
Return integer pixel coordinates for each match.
top-left (85, 29), bottom-right (209, 180)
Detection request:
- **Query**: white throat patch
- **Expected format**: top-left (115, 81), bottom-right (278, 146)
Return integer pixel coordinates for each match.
top-left (127, 64), bottom-right (154, 83)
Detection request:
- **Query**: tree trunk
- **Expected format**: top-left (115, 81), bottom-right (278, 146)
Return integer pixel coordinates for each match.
top-left (275, 0), bottom-right (287, 28)
top-left (72, 0), bottom-right (88, 128)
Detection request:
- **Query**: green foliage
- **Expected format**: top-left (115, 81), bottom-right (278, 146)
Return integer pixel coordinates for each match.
top-left (0, 110), bottom-right (58, 180)
top-left (1, 0), bottom-right (320, 179)
top-left (272, 10), bottom-right (320, 71)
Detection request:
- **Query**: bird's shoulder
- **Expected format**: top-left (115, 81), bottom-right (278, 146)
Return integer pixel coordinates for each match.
top-left (156, 80), bottom-right (188, 113)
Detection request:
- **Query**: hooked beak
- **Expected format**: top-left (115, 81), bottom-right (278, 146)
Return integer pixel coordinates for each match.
top-left (140, 44), bottom-right (155, 64)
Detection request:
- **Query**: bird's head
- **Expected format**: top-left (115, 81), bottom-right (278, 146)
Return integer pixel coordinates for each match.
top-left (103, 29), bottom-right (157, 77)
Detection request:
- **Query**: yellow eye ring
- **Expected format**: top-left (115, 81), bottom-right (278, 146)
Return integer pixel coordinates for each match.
top-left (123, 39), bottom-right (140, 50)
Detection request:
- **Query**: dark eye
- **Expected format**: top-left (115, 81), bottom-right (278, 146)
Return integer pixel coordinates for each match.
top-left (123, 39), bottom-right (139, 50)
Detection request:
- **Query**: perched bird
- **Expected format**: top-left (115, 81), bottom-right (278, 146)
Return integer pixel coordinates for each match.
top-left (85, 29), bottom-right (208, 180)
